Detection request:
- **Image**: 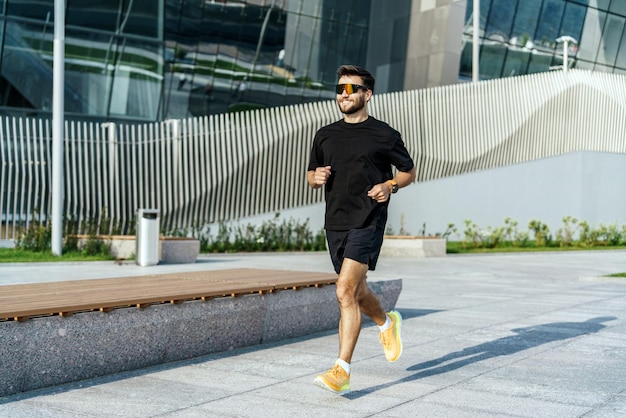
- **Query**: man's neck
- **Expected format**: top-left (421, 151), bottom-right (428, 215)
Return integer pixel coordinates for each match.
top-left (343, 112), bottom-right (369, 124)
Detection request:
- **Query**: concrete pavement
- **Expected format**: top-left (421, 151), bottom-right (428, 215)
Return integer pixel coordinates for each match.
top-left (1, 250), bottom-right (625, 417)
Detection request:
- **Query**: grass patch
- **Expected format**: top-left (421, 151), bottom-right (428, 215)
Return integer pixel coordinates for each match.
top-left (446, 241), bottom-right (626, 254)
top-left (606, 273), bottom-right (626, 278)
top-left (0, 248), bottom-right (114, 263)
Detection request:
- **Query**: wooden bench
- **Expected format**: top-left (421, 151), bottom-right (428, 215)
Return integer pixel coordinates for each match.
top-left (0, 268), bottom-right (337, 322)
top-left (0, 268), bottom-right (402, 397)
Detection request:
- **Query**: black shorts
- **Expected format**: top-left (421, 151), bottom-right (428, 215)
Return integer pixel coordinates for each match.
top-left (326, 223), bottom-right (385, 274)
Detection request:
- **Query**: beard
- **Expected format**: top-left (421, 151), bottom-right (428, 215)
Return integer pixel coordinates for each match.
top-left (337, 94), bottom-right (366, 114)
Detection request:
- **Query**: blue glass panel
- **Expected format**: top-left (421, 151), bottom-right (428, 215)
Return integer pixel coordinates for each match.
top-left (535, 0), bottom-right (565, 47)
top-left (484, 0), bottom-right (515, 41)
top-left (479, 42), bottom-right (506, 79)
top-left (7, 0), bottom-right (53, 20)
top-left (66, 0), bottom-right (122, 33)
top-left (511, 0), bottom-right (542, 47)
top-left (502, 48), bottom-right (531, 77)
top-left (561, 2), bottom-right (586, 43)
top-left (527, 49), bottom-right (554, 74)
top-left (66, 0), bottom-right (160, 38)
top-left (0, 20), bottom-right (55, 112)
top-left (609, 0), bottom-right (626, 16)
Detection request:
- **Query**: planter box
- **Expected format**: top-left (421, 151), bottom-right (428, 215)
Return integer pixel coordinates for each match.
top-left (380, 235), bottom-right (446, 258)
top-left (73, 235), bottom-right (200, 264)
top-left (74, 235), bottom-right (135, 259)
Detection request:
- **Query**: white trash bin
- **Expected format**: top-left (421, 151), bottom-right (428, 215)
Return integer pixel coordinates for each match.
top-left (136, 209), bottom-right (160, 266)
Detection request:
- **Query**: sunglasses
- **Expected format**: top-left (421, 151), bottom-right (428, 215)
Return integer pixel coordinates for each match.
top-left (335, 83), bottom-right (368, 94)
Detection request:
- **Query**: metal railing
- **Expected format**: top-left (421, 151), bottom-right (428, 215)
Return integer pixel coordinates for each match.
top-left (2, 69), bottom-right (625, 240)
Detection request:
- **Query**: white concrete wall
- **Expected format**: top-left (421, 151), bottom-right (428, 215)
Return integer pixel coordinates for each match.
top-left (387, 151), bottom-right (626, 239)
top-left (231, 151), bottom-right (626, 242)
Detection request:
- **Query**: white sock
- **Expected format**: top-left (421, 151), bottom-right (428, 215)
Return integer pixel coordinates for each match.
top-left (335, 359), bottom-right (350, 375)
top-left (378, 314), bottom-right (391, 332)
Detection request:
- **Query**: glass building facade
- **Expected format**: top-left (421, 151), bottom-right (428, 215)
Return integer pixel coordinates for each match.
top-left (0, 0), bottom-right (624, 122)
top-left (460, 0), bottom-right (626, 80)
top-left (0, 0), bottom-right (371, 122)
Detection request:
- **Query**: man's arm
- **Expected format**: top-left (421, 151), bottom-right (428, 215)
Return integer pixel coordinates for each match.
top-left (393, 166), bottom-right (417, 189)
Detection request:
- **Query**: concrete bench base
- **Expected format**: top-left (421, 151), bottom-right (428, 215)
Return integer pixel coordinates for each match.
top-left (160, 238), bottom-right (200, 264)
top-left (0, 279), bottom-right (401, 397)
top-left (381, 236), bottom-right (446, 258)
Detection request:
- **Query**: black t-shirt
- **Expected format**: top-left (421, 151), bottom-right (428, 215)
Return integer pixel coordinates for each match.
top-left (308, 117), bottom-right (415, 230)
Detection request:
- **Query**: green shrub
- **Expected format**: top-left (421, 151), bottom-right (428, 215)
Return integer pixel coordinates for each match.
top-left (555, 216), bottom-right (578, 247)
top-left (16, 224), bottom-right (51, 251)
top-left (197, 213), bottom-right (326, 253)
top-left (456, 216), bottom-right (626, 251)
top-left (82, 235), bottom-right (111, 256)
top-left (528, 219), bottom-right (552, 247)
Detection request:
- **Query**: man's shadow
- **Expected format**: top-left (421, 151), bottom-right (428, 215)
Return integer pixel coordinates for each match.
top-left (346, 316), bottom-right (616, 399)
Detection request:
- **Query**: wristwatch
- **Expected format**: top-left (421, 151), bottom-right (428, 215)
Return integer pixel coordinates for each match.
top-left (387, 180), bottom-right (399, 194)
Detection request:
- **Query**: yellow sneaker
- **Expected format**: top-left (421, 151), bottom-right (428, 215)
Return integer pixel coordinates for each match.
top-left (313, 364), bottom-right (350, 394)
top-left (379, 311), bottom-right (403, 362)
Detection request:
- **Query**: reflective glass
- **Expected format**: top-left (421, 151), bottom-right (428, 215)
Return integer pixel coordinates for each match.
top-left (0, 20), bottom-right (53, 112)
top-left (479, 43), bottom-right (506, 79)
top-left (63, 28), bottom-right (112, 116)
top-left (511, 0), bottom-right (541, 47)
top-left (108, 38), bottom-right (162, 119)
top-left (609, 1), bottom-right (626, 16)
top-left (162, 0), bottom-right (353, 119)
top-left (527, 50), bottom-right (554, 74)
top-left (617, 24), bottom-right (626, 69)
top-left (578, 8), bottom-right (607, 62)
top-left (597, 14), bottom-right (625, 66)
top-left (561, 2), bottom-right (586, 43)
top-left (484, 1), bottom-right (515, 41)
top-left (574, 58), bottom-right (595, 70)
top-left (6, 0), bottom-right (53, 20)
top-left (594, 0), bottom-right (611, 11)
top-left (593, 62), bottom-right (612, 71)
top-left (3, 0), bottom-right (626, 120)
top-left (67, 0), bottom-right (123, 33)
top-left (66, 0), bottom-right (159, 38)
top-left (458, 41), bottom-right (473, 79)
top-left (502, 49), bottom-right (530, 77)
top-left (535, 0), bottom-right (565, 47)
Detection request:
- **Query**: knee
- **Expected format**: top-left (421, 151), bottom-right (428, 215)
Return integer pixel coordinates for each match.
top-left (335, 283), bottom-right (358, 306)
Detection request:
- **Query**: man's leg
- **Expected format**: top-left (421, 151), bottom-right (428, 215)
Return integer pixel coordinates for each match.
top-left (313, 257), bottom-right (371, 394)
top-left (314, 227), bottom-right (402, 393)
top-left (336, 258), bottom-right (368, 363)
top-left (336, 258), bottom-right (387, 363)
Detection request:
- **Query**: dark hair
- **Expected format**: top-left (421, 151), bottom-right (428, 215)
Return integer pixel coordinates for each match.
top-left (337, 65), bottom-right (375, 93)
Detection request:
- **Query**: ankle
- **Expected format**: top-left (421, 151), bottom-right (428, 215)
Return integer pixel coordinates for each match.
top-left (378, 314), bottom-right (391, 332)
top-left (335, 359), bottom-right (351, 375)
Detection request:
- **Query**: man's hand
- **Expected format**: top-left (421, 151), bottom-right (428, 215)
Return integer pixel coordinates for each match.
top-left (368, 167), bottom-right (416, 202)
top-left (367, 182), bottom-right (392, 203)
top-left (308, 166), bottom-right (332, 188)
